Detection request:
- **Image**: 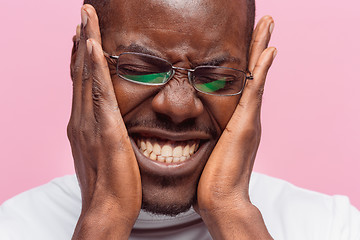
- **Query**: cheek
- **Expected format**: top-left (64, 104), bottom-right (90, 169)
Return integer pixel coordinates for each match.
top-left (112, 78), bottom-right (158, 115)
top-left (202, 95), bottom-right (240, 130)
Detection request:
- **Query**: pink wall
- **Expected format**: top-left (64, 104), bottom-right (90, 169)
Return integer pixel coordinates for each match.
top-left (1, 0), bottom-right (359, 209)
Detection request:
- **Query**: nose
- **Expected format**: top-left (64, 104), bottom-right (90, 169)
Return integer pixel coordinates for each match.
top-left (151, 74), bottom-right (204, 124)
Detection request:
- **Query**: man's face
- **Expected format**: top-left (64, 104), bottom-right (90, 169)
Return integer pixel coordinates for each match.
top-left (101, 0), bottom-right (249, 215)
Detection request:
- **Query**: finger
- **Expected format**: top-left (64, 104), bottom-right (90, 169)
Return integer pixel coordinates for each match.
top-left (88, 39), bottom-right (138, 183)
top-left (80, 38), bottom-right (95, 117)
top-left (70, 25), bottom-right (81, 79)
top-left (82, 4), bottom-right (102, 45)
top-left (233, 47), bottom-right (277, 126)
top-left (70, 23), bottom-right (87, 121)
top-left (88, 39), bottom-right (123, 124)
top-left (249, 16), bottom-right (272, 55)
top-left (71, 24), bottom-right (81, 57)
top-left (248, 16), bottom-right (274, 73)
top-left (80, 5), bottom-right (103, 117)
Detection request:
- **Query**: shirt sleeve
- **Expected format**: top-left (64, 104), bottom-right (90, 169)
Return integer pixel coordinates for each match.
top-left (330, 195), bottom-right (360, 240)
top-left (0, 175), bottom-right (81, 240)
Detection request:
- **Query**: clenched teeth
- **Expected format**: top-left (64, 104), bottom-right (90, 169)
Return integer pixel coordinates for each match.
top-left (136, 138), bottom-right (200, 163)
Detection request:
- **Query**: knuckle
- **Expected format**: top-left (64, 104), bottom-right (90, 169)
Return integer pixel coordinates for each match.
top-left (92, 81), bottom-right (111, 106)
top-left (72, 64), bottom-right (82, 79)
top-left (68, 118), bottom-right (96, 144)
top-left (256, 87), bottom-right (265, 105)
top-left (91, 74), bottom-right (103, 89)
top-left (240, 125), bottom-right (261, 145)
top-left (224, 126), bottom-right (233, 135)
top-left (254, 62), bottom-right (262, 70)
top-left (252, 38), bottom-right (262, 46)
top-left (67, 123), bottom-right (79, 142)
top-left (92, 89), bottom-right (103, 104)
top-left (66, 123), bottom-right (73, 140)
top-left (237, 100), bottom-right (247, 110)
top-left (82, 63), bottom-right (92, 82)
top-left (105, 114), bottom-right (121, 127)
top-left (70, 67), bottom-right (74, 81)
top-left (243, 125), bottom-right (258, 138)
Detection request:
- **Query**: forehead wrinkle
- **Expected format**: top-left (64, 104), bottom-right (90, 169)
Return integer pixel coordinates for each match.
top-left (109, 28), bottom-right (217, 57)
top-left (137, 27), bottom-right (220, 45)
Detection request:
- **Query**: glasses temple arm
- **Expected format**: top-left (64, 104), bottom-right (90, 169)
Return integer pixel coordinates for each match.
top-left (103, 51), bottom-right (119, 60)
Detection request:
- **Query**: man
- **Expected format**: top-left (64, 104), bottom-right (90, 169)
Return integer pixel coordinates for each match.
top-left (1, 0), bottom-right (359, 239)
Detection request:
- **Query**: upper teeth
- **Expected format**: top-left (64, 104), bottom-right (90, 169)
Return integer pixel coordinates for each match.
top-left (136, 139), bottom-right (199, 163)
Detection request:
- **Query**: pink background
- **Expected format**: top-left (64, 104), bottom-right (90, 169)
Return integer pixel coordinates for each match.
top-left (1, 0), bottom-right (359, 209)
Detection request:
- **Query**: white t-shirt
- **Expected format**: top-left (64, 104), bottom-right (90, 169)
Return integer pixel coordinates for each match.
top-left (0, 172), bottom-right (359, 240)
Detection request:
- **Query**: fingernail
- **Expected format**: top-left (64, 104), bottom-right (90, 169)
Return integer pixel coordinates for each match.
top-left (273, 49), bottom-right (278, 60)
top-left (269, 22), bottom-right (274, 34)
top-left (81, 8), bottom-right (88, 28)
top-left (86, 39), bottom-right (93, 55)
top-left (76, 24), bottom-right (81, 41)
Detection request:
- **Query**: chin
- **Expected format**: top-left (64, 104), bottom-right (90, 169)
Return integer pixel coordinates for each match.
top-left (139, 171), bottom-right (200, 216)
top-left (141, 195), bottom-right (196, 216)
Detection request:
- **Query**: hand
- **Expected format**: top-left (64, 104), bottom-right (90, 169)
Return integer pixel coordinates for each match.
top-left (196, 16), bottom-right (277, 239)
top-left (67, 5), bottom-right (142, 239)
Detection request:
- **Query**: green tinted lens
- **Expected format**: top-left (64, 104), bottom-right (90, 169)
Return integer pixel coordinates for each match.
top-left (117, 53), bottom-right (172, 85)
top-left (124, 72), bottom-right (171, 84)
top-left (193, 66), bottom-right (245, 95)
top-left (194, 78), bottom-right (226, 93)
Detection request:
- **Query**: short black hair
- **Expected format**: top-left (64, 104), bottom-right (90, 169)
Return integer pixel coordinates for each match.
top-left (83, 0), bottom-right (255, 63)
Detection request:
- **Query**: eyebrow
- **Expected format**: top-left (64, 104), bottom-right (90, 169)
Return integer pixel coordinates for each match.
top-left (114, 43), bottom-right (242, 67)
top-left (115, 43), bottom-right (161, 57)
top-left (198, 55), bottom-right (242, 67)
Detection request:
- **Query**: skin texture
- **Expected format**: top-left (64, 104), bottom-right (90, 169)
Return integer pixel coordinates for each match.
top-left (68, 0), bottom-right (276, 239)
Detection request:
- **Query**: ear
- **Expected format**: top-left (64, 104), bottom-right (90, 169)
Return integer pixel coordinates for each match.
top-left (70, 25), bottom-right (81, 81)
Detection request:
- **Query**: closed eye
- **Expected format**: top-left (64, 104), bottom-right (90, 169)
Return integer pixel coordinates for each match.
top-left (118, 64), bottom-right (165, 75)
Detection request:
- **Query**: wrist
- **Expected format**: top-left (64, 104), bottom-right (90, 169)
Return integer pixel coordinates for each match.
top-left (73, 199), bottom-right (140, 240)
top-left (199, 202), bottom-right (273, 240)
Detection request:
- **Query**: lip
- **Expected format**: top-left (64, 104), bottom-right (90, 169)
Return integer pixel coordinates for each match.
top-left (128, 128), bottom-right (213, 177)
top-left (128, 126), bottom-right (212, 142)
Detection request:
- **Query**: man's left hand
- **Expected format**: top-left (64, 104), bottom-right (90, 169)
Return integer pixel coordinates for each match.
top-left (196, 16), bottom-right (277, 240)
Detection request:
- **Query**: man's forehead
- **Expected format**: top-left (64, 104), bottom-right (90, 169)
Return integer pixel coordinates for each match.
top-left (99, 0), bottom-right (248, 67)
top-left (102, 0), bottom-right (247, 32)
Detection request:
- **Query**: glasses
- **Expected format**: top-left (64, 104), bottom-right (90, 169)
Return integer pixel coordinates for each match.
top-left (106, 52), bottom-right (253, 96)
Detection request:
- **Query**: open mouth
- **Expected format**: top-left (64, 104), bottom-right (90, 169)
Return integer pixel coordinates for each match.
top-left (133, 135), bottom-right (201, 164)
top-left (128, 128), bottom-right (214, 176)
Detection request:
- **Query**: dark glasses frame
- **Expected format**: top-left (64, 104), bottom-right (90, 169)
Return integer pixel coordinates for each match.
top-left (104, 52), bottom-right (253, 96)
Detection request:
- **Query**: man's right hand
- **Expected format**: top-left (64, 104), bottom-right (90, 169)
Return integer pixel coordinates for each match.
top-left (67, 5), bottom-right (142, 239)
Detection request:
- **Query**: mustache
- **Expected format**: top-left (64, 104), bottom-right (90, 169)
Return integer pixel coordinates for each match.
top-left (125, 115), bottom-right (218, 139)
